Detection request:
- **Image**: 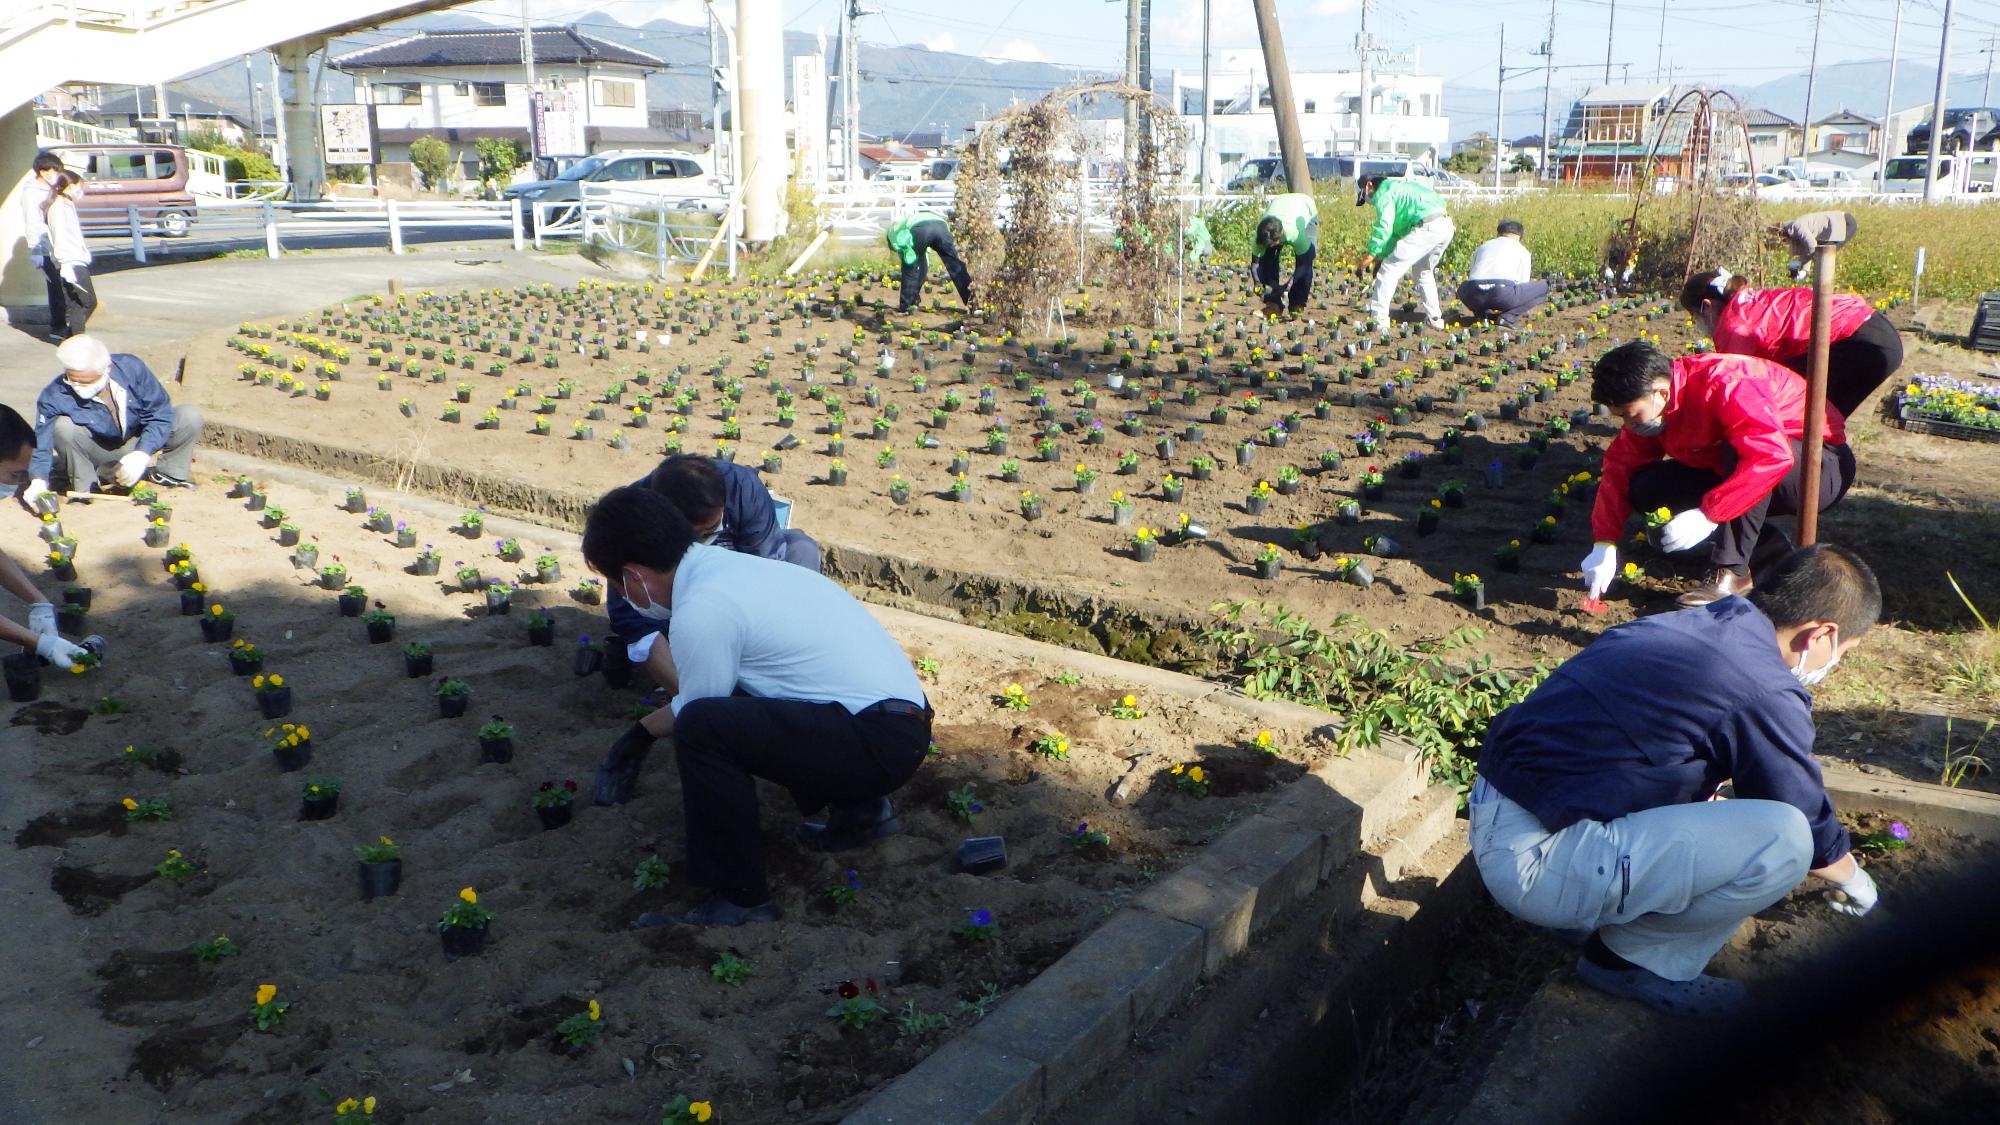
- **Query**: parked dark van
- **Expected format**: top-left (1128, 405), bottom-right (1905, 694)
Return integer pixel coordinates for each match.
top-left (41, 144), bottom-right (198, 237)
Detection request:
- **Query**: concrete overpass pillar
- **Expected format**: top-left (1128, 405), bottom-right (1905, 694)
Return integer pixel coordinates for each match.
top-left (276, 37), bottom-right (328, 203)
top-left (737, 0), bottom-right (786, 245)
top-left (0, 104), bottom-right (49, 331)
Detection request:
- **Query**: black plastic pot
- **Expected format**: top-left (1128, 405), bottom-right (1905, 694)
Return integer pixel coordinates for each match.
top-left (573, 647), bottom-right (605, 676)
top-left (404, 652), bottom-right (433, 678)
top-left (199, 617), bottom-right (234, 643)
top-left (535, 803), bottom-right (573, 830)
top-left (358, 859), bottom-right (401, 900)
top-left (171, 568), bottom-right (199, 590)
top-left (479, 736), bottom-right (514, 764)
top-left (440, 923), bottom-right (487, 960)
top-left (1134, 539), bottom-right (1157, 562)
top-left (603, 646), bottom-right (634, 689)
top-left (277, 527), bottom-right (300, 547)
top-left (367, 618), bottom-right (396, 644)
top-left (1418, 510), bottom-right (1440, 536)
top-left (256, 687), bottom-right (293, 719)
top-left (527, 624), bottom-right (554, 647)
top-left (56, 607), bottom-right (86, 634)
top-left (484, 589), bottom-right (512, 615)
top-left (412, 558), bottom-right (441, 577)
top-left (4, 653), bottom-right (40, 702)
top-left (337, 593), bottom-right (366, 617)
top-left (272, 739), bottom-right (312, 772)
top-left (1255, 559), bottom-right (1281, 580)
top-left (228, 652), bottom-right (261, 676)
top-left (1461, 586), bottom-right (1487, 612)
top-left (51, 562), bottom-right (76, 582)
top-left (179, 590), bottom-right (204, 616)
top-left (1343, 563), bottom-right (1376, 588)
top-left (438, 693), bottom-right (470, 718)
top-left (301, 793), bottom-right (339, 821)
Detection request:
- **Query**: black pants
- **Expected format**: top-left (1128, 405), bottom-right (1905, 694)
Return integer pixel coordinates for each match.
top-left (1628, 441), bottom-right (1856, 577)
top-left (674, 697), bottom-right (929, 892)
top-left (1457, 279), bottom-right (1549, 326)
top-left (1255, 244), bottom-right (1315, 312)
top-left (42, 258), bottom-right (96, 339)
top-left (1779, 311), bottom-right (1903, 420)
top-left (898, 221), bottom-right (973, 311)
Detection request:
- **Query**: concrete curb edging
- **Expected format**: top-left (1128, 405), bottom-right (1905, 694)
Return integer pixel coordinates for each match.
top-left (1821, 765), bottom-right (2000, 844)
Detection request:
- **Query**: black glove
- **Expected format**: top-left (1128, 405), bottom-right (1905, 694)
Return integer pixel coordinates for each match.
top-left (593, 722), bottom-right (656, 806)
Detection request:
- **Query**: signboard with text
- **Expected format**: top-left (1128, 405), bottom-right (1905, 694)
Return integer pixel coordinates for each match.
top-left (532, 85), bottom-right (587, 158)
top-left (320, 104), bottom-right (376, 166)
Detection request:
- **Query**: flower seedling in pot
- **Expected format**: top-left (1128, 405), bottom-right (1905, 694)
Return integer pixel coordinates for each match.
top-left (301, 776), bottom-right (340, 820)
top-left (533, 778), bottom-right (578, 828)
top-left (252, 673), bottom-right (292, 719)
top-left (478, 717), bottom-right (515, 764)
top-left (248, 984), bottom-right (289, 1032)
top-left (356, 836), bottom-right (400, 899)
top-left (435, 677), bottom-right (472, 718)
top-left (437, 886), bottom-right (495, 960)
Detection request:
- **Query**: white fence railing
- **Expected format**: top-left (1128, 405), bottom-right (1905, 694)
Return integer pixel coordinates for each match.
top-left (78, 199), bottom-right (526, 261)
top-left (529, 188), bottom-right (740, 278)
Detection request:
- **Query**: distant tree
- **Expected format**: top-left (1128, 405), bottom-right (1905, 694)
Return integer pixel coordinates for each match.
top-left (409, 136), bottom-right (453, 191)
top-left (1444, 132), bottom-right (1495, 175)
top-left (1511, 152), bottom-right (1538, 174)
top-left (184, 127), bottom-right (278, 182)
top-left (475, 137), bottom-right (530, 190)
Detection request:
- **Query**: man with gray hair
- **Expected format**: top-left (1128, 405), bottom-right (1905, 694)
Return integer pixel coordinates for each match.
top-left (20, 336), bottom-right (203, 508)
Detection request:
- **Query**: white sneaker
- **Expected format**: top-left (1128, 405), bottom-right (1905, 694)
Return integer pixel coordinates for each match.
top-left (1425, 316), bottom-right (1447, 331)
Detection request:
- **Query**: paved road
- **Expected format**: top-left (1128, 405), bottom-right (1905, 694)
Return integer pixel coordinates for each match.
top-left (84, 213), bottom-right (529, 264)
top-left (0, 245), bottom-right (594, 410)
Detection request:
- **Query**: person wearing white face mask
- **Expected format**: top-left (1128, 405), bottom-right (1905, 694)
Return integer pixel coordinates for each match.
top-left (1470, 544), bottom-right (1882, 1018)
top-left (20, 335), bottom-right (203, 507)
top-left (580, 485), bottom-right (928, 929)
top-left (41, 169), bottom-right (95, 341)
top-left (1579, 341), bottom-right (1856, 608)
top-left (0, 404), bottom-right (89, 669)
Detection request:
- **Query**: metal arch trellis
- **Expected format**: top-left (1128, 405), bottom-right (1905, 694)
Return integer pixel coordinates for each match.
top-left (1623, 87), bottom-right (1767, 290)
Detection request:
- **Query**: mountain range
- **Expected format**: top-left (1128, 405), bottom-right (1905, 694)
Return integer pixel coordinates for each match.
top-left (140, 9), bottom-right (1995, 150)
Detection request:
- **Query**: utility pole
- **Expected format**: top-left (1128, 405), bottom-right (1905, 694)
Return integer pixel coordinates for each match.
top-left (1199, 0), bottom-right (1212, 197)
top-left (1655, 1), bottom-right (1666, 80)
top-left (1800, 0), bottom-right (1822, 161)
top-left (1923, 0), bottom-right (1954, 203)
top-left (1881, 0), bottom-right (1902, 189)
top-left (1984, 37), bottom-right (1996, 106)
top-left (1539, 0), bottom-right (1555, 181)
top-left (1357, 0), bottom-right (1371, 158)
top-left (1494, 24), bottom-right (1506, 189)
top-left (840, 0), bottom-right (866, 188)
top-left (1603, 0), bottom-right (1615, 85)
top-left (1250, 0), bottom-right (1309, 191)
top-left (521, 0), bottom-right (538, 158)
top-left (243, 55), bottom-right (258, 150)
top-left (1124, 0), bottom-right (1141, 166)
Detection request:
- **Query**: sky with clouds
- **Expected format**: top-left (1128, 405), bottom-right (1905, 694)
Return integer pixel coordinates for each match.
top-left (488, 0), bottom-right (2000, 98)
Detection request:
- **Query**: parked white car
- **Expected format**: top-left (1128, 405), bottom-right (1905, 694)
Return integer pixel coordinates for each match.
top-left (504, 150), bottom-right (724, 224)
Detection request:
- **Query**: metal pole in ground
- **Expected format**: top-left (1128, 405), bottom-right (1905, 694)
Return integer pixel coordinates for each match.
top-left (1251, 0), bottom-right (1311, 192)
top-left (1494, 25), bottom-right (1506, 190)
top-left (1923, 0), bottom-right (1954, 204)
top-left (1797, 240), bottom-right (1836, 547)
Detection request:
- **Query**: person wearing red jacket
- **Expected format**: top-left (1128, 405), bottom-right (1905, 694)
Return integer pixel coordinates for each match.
top-left (1579, 342), bottom-right (1856, 607)
top-left (1680, 269), bottom-right (1903, 419)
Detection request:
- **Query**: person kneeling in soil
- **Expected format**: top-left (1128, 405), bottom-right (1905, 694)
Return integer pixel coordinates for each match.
top-left (605, 453), bottom-right (821, 695)
top-left (583, 486), bottom-right (931, 928)
top-left (1471, 544), bottom-right (1883, 1017)
top-left (1680, 267), bottom-right (1903, 422)
top-left (1254, 192), bottom-right (1319, 318)
top-left (20, 335), bottom-right (203, 508)
top-left (0, 404), bottom-right (90, 670)
top-left (1579, 341), bottom-right (1854, 608)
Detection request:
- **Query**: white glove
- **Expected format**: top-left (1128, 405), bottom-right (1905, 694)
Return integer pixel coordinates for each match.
top-left (27, 602), bottom-right (56, 638)
top-left (1659, 508), bottom-right (1720, 553)
top-left (30, 253), bottom-right (44, 269)
top-left (34, 633), bottom-right (87, 670)
top-left (114, 451), bottom-right (151, 489)
top-left (58, 262), bottom-right (77, 285)
top-left (1580, 543), bottom-right (1617, 599)
top-left (1825, 865), bottom-right (1879, 918)
top-left (20, 479), bottom-right (48, 508)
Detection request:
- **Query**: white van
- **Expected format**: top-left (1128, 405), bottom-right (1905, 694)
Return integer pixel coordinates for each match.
top-left (1881, 152), bottom-right (2000, 195)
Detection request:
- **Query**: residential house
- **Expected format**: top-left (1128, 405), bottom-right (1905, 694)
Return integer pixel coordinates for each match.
top-left (60, 86), bottom-right (255, 147)
top-left (330, 26), bottom-right (673, 187)
top-left (1798, 106), bottom-right (1932, 182)
top-left (1742, 107), bottom-right (1801, 174)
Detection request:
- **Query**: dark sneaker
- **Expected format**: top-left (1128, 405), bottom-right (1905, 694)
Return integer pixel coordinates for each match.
top-left (795, 796), bottom-right (902, 852)
top-left (1575, 955), bottom-right (1745, 1017)
top-left (631, 894), bottom-right (780, 929)
top-left (149, 472), bottom-right (195, 489)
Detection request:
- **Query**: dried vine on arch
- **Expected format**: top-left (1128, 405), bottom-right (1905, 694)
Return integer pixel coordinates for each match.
top-left (1611, 88), bottom-right (1764, 290)
top-left (970, 91), bottom-right (1081, 339)
top-left (1105, 87), bottom-right (1189, 330)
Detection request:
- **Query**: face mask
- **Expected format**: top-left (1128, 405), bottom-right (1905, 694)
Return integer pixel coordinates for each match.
top-left (623, 569), bottom-right (671, 621)
top-left (1792, 631), bottom-right (1840, 688)
top-left (697, 530), bottom-right (720, 547)
top-left (67, 379), bottom-right (104, 400)
top-left (1625, 390), bottom-right (1668, 436)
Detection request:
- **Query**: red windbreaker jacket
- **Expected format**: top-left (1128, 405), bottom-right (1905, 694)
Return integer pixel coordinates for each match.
top-left (1591, 353), bottom-right (1848, 542)
top-left (1709, 286), bottom-right (1875, 363)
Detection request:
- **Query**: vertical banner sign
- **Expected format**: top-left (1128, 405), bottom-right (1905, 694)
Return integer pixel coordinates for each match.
top-left (792, 54), bottom-right (827, 188)
top-left (320, 104), bottom-right (376, 165)
top-left (533, 85), bottom-right (588, 158)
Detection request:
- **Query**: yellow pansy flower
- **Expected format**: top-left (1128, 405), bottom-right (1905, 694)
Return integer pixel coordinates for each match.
top-left (255, 984), bottom-right (277, 1006)
top-left (459, 887), bottom-right (478, 904)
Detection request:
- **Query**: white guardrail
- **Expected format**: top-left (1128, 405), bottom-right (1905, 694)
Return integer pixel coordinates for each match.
top-left (79, 199), bottom-right (528, 262)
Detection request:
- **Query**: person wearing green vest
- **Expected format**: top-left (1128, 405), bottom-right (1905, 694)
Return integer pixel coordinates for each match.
top-left (1184, 215), bottom-right (1214, 264)
top-left (1357, 173), bottom-right (1456, 331)
top-left (885, 210), bottom-right (974, 313)
top-left (1255, 193), bottom-right (1319, 317)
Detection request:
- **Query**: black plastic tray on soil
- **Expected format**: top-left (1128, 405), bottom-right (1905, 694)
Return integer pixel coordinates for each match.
top-left (1968, 291), bottom-right (2000, 352)
top-left (1885, 402), bottom-right (2000, 444)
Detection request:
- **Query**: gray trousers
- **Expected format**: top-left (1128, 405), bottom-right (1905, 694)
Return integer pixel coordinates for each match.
top-left (1468, 778), bottom-right (1812, 981)
top-left (48, 405), bottom-right (203, 488)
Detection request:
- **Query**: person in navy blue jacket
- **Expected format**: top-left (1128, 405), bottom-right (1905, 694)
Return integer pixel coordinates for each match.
top-left (21, 336), bottom-right (202, 508)
top-left (605, 454), bottom-right (820, 689)
top-left (1470, 544), bottom-right (1882, 1017)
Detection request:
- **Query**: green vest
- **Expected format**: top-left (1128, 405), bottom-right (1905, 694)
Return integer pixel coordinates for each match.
top-left (1260, 193), bottom-right (1319, 255)
top-left (886, 210), bottom-right (949, 265)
